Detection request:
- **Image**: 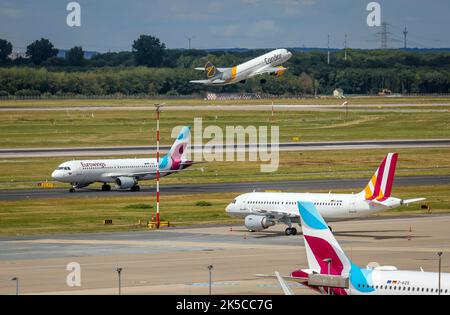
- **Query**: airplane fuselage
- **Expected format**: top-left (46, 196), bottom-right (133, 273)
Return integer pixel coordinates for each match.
top-left (193, 48), bottom-right (292, 86)
top-left (226, 192), bottom-right (402, 222)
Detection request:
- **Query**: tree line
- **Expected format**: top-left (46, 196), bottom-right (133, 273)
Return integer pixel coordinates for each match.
top-left (0, 35), bottom-right (449, 97)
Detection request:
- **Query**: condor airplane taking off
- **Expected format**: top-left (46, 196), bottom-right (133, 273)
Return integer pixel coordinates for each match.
top-left (226, 153), bottom-right (425, 235)
top-left (190, 48), bottom-right (292, 86)
top-left (51, 126), bottom-right (192, 192)
top-left (266, 201), bottom-right (450, 295)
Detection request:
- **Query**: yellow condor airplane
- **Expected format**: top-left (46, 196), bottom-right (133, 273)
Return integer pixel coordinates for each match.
top-left (190, 48), bottom-right (292, 86)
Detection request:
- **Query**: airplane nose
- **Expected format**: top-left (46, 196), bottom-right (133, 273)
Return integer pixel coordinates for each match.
top-left (51, 170), bottom-right (61, 180)
top-left (225, 204), bottom-right (232, 213)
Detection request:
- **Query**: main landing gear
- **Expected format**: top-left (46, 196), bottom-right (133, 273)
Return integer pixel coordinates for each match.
top-left (101, 184), bottom-right (111, 191)
top-left (285, 227), bottom-right (297, 236)
top-left (69, 188), bottom-right (75, 193)
top-left (131, 185), bottom-right (140, 192)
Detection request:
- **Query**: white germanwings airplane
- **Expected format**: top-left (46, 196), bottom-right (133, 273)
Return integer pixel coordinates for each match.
top-left (225, 153), bottom-right (425, 235)
top-left (264, 201), bottom-right (450, 295)
top-left (189, 48), bottom-right (292, 86)
top-left (51, 126), bottom-right (192, 192)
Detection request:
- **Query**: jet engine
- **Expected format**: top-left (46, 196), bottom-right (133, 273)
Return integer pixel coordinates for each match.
top-left (244, 215), bottom-right (275, 231)
top-left (270, 66), bottom-right (286, 77)
top-left (115, 177), bottom-right (137, 189)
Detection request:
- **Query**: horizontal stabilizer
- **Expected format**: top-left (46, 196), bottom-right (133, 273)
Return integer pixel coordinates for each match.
top-left (275, 271), bottom-right (294, 295)
top-left (402, 197), bottom-right (426, 205)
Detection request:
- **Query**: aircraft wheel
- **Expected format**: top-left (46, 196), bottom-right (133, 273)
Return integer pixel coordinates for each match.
top-left (285, 228), bottom-right (292, 236)
top-left (131, 185), bottom-right (140, 192)
top-left (69, 188), bottom-right (75, 193)
top-left (291, 228), bottom-right (297, 235)
top-left (102, 184), bottom-right (111, 191)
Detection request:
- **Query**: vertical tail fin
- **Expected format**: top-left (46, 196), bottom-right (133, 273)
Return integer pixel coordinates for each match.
top-left (169, 126), bottom-right (190, 159)
top-left (297, 201), bottom-right (351, 276)
top-left (362, 153), bottom-right (398, 201)
top-left (204, 61), bottom-right (217, 78)
top-left (298, 201), bottom-right (376, 294)
top-left (160, 126), bottom-right (190, 170)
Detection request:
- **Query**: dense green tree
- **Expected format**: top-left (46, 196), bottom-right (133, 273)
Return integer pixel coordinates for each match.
top-left (26, 38), bottom-right (58, 65)
top-left (0, 39), bottom-right (12, 63)
top-left (66, 46), bottom-right (84, 66)
top-left (132, 35), bottom-right (166, 67)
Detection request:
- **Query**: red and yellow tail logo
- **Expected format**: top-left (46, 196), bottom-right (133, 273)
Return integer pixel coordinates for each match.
top-left (364, 153), bottom-right (398, 201)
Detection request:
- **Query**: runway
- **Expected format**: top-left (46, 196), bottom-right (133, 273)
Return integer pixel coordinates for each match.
top-left (1, 175), bottom-right (449, 201)
top-left (0, 214), bottom-right (449, 294)
top-left (1, 139), bottom-right (450, 158)
top-left (1, 103), bottom-right (450, 113)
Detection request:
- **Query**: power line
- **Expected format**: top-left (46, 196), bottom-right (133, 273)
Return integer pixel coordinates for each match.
top-left (403, 26), bottom-right (408, 49)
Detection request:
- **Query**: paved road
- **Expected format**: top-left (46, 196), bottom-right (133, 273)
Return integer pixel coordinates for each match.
top-left (2, 139), bottom-right (450, 158)
top-left (1, 175), bottom-right (448, 201)
top-left (1, 103), bottom-right (450, 112)
top-left (1, 215), bottom-right (450, 294)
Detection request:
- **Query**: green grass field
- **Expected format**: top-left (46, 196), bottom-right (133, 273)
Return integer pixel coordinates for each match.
top-left (0, 185), bottom-right (447, 236)
top-left (1, 148), bottom-right (450, 189)
top-left (0, 108), bottom-right (449, 148)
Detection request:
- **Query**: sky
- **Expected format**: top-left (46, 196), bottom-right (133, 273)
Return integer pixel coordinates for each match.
top-left (1, 0), bottom-right (450, 52)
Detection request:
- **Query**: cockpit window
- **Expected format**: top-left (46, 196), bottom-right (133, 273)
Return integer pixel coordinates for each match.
top-left (232, 199), bottom-right (237, 204)
top-left (57, 167), bottom-right (71, 171)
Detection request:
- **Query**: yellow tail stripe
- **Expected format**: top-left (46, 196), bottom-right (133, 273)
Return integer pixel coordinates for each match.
top-left (231, 66), bottom-right (237, 80)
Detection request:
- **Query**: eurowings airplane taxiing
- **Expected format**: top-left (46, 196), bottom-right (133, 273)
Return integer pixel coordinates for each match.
top-left (226, 153), bottom-right (425, 235)
top-left (190, 48), bottom-right (292, 86)
top-left (265, 201), bottom-right (450, 295)
top-left (51, 126), bottom-right (193, 192)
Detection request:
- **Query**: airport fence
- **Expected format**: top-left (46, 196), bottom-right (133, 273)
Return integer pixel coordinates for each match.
top-left (0, 93), bottom-right (450, 101)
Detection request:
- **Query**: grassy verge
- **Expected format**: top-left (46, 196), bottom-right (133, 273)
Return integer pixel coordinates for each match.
top-left (0, 108), bottom-right (449, 148)
top-left (0, 185), bottom-right (447, 236)
top-left (1, 148), bottom-right (450, 189)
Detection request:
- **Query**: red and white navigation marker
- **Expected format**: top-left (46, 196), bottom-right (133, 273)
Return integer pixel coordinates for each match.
top-left (154, 103), bottom-right (165, 229)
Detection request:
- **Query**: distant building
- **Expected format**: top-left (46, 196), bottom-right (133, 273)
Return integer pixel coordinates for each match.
top-left (8, 51), bottom-right (28, 60)
top-left (333, 88), bottom-right (345, 98)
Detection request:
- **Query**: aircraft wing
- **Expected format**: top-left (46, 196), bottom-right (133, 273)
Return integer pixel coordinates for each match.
top-left (249, 66), bottom-right (288, 77)
top-left (255, 273), bottom-right (308, 284)
top-left (252, 208), bottom-right (298, 219)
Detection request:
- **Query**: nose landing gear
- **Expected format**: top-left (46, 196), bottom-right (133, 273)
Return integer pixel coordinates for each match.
top-left (101, 184), bottom-right (111, 191)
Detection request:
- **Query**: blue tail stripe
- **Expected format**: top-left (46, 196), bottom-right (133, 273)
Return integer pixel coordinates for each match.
top-left (297, 201), bottom-right (327, 230)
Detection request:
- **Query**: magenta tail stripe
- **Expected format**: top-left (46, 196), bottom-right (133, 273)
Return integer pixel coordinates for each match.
top-left (383, 153), bottom-right (398, 199)
top-left (371, 156), bottom-right (387, 199)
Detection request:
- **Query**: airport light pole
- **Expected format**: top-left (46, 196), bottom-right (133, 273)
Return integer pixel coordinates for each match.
top-left (323, 258), bottom-right (332, 295)
top-left (116, 267), bottom-right (122, 295)
top-left (207, 265), bottom-right (214, 295)
top-left (438, 252), bottom-right (443, 295)
top-left (154, 103), bottom-right (165, 229)
top-left (10, 277), bottom-right (18, 295)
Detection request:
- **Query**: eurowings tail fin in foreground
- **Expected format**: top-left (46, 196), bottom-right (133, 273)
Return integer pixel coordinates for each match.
top-left (297, 201), bottom-right (352, 276)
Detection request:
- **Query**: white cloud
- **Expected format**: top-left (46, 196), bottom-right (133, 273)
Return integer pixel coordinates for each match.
top-left (247, 19), bottom-right (280, 37)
